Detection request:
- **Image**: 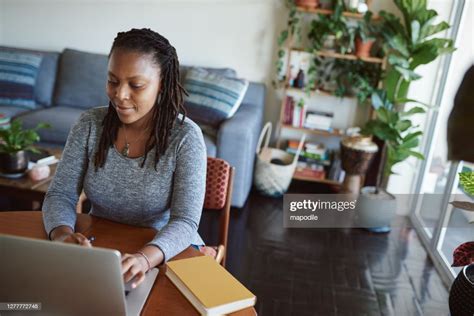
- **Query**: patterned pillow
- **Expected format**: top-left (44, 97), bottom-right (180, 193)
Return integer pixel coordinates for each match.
top-left (0, 51), bottom-right (43, 109)
top-left (184, 67), bottom-right (248, 127)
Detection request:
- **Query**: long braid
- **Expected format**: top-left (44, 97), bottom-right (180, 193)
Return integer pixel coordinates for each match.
top-left (94, 28), bottom-right (187, 171)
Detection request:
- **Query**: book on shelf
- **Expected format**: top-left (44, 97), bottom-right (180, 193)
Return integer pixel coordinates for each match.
top-left (165, 256), bottom-right (256, 316)
top-left (303, 111), bottom-right (333, 131)
top-left (287, 140), bottom-right (329, 162)
top-left (295, 161), bottom-right (326, 180)
top-left (283, 95), bottom-right (294, 125)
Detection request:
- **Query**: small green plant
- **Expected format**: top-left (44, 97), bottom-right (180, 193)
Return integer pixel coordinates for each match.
top-left (0, 119), bottom-right (50, 154)
top-left (308, 0), bottom-right (351, 53)
top-left (356, 11), bottom-right (379, 42)
top-left (459, 171), bottom-right (474, 196)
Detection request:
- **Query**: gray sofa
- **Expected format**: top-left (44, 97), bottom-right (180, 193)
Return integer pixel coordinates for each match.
top-left (0, 46), bottom-right (265, 208)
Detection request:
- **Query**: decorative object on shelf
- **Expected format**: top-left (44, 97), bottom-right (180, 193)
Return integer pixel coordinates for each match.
top-left (345, 0), bottom-right (360, 11)
top-left (293, 69), bottom-right (305, 88)
top-left (295, 0), bottom-right (320, 9)
top-left (254, 122), bottom-right (306, 197)
top-left (447, 172), bottom-right (474, 316)
top-left (0, 119), bottom-right (50, 175)
top-left (340, 135), bottom-right (378, 194)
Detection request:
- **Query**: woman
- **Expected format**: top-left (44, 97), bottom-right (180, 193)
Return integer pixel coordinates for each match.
top-left (42, 28), bottom-right (207, 289)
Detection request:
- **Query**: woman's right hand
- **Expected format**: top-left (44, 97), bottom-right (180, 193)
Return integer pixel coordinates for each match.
top-left (50, 226), bottom-right (92, 247)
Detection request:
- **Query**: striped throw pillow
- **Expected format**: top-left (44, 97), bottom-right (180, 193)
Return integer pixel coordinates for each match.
top-left (0, 51), bottom-right (43, 109)
top-left (184, 67), bottom-right (248, 127)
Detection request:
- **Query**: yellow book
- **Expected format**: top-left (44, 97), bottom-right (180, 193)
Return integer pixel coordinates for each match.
top-left (166, 256), bottom-right (256, 315)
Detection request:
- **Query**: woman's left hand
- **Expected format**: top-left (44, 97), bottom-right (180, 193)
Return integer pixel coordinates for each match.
top-left (121, 253), bottom-right (149, 288)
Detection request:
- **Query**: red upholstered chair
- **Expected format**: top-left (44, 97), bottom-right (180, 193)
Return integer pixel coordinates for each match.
top-left (198, 157), bottom-right (235, 267)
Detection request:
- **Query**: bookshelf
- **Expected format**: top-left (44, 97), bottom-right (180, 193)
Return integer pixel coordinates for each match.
top-left (276, 2), bottom-right (386, 186)
top-left (291, 47), bottom-right (385, 64)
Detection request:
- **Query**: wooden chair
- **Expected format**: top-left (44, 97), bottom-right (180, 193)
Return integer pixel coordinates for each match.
top-left (199, 157), bottom-right (235, 267)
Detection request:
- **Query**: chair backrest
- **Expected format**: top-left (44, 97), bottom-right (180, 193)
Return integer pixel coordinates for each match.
top-left (203, 157), bottom-right (234, 266)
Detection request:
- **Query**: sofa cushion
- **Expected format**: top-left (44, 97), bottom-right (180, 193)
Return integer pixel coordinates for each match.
top-left (0, 104), bottom-right (34, 118)
top-left (183, 67), bottom-right (248, 127)
top-left (54, 48), bottom-right (109, 109)
top-left (179, 65), bottom-right (236, 85)
top-left (0, 46), bottom-right (60, 107)
top-left (0, 51), bottom-right (43, 110)
top-left (15, 106), bottom-right (85, 144)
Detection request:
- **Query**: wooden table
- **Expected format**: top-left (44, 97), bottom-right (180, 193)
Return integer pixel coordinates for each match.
top-left (0, 147), bottom-right (62, 209)
top-left (0, 211), bottom-right (256, 315)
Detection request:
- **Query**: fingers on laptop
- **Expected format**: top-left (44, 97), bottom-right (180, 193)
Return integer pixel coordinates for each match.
top-left (121, 253), bottom-right (146, 288)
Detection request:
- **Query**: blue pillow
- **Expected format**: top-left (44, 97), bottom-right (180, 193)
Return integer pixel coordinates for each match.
top-left (0, 51), bottom-right (43, 109)
top-left (184, 67), bottom-right (248, 127)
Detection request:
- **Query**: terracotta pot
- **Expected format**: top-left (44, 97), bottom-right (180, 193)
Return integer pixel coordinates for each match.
top-left (449, 264), bottom-right (474, 316)
top-left (295, 0), bottom-right (319, 9)
top-left (355, 37), bottom-right (375, 58)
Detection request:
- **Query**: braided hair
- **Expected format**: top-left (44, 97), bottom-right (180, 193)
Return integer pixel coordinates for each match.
top-left (94, 28), bottom-right (187, 170)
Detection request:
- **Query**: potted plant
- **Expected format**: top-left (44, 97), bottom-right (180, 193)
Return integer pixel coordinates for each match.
top-left (308, 0), bottom-right (351, 53)
top-left (0, 119), bottom-right (50, 175)
top-left (295, 0), bottom-right (320, 9)
top-left (355, 0), bottom-right (455, 232)
top-left (448, 171), bottom-right (474, 316)
top-left (355, 11), bottom-right (378, 58)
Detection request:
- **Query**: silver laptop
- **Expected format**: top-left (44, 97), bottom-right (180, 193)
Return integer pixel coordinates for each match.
top-left (0, 234), bottom-right (159, 316)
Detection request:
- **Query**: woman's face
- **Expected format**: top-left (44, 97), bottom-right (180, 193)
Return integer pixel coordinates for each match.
top-left (107, 49), bottom-right (161, 126)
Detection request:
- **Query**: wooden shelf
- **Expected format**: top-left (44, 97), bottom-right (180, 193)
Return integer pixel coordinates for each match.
top-left (293, 174), bottom-right (342, 186)
top-left (292, 47), bottom-right (384, 64)
top-left (295, 6), bottom-right (380, 20)
top-left (281, 124), bottom-right (345, 137)
top-left (286, 86), bottom-right (356, 99)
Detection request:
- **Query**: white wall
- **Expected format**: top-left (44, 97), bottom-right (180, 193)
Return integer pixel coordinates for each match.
top-left (0, 0), bottom-right (284, 128)
top-left (0, 0), bottom-right (400, 141)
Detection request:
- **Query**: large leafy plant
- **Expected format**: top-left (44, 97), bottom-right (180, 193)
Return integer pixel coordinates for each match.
top-left (0, 119), bottom-right (50, 154)
top-left (380, 0), bottom-right (455, 102)
top-left (362, 0), bottom-right (455, 188)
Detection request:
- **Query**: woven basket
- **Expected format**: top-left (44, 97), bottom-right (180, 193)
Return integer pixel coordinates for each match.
top-left (254, 122), bottom-right (306, 197)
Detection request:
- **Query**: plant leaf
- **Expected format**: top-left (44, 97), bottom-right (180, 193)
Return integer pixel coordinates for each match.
top-left (451, 241), bottom-right (474, 267)
top-left (396, 119), bottom-right (412, 132)
top-left (395, 66), bottom-right (422, 81)
top-left (401, 106), bottom-right (426, 117)
top-left (450, 201), bottom-right (474, 212)
top-left (411, 20), bottom-right (421, 45)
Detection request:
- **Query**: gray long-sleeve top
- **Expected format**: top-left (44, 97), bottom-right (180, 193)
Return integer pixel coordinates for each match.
top-left (42, 106), bottom-right (207, 261)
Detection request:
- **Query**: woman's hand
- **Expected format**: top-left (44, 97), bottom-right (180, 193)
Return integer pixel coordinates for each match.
top-left (121, 253), bottom-right (149, 288)
top-left (50, 225), bottom-right (92, 247)
top-left (56, 232), bottom-right (92, 247)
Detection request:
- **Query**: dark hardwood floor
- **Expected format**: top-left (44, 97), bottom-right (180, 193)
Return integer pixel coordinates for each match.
top-left (199, 182), bottom-right (450, 316)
